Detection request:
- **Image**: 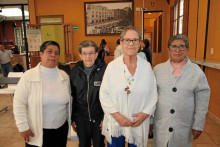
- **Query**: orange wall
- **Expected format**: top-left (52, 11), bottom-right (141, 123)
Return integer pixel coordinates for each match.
top-left (187, 0), bottom-right (220, 62)
top-left (206, 67), bottom-right (220, 119)
top-left (196, 0), bottom-right (208, 59)
top-left (187, 0), bottom-right (208, 59)
top-left (205, 0), bottom-right (220, 120)
top-left (187, 0), bottom-right (198, 58)
top-left (28, 0), bottom-right (170, 61)
top-left (187, 0), bottom-right (220, 120)
top-left (206, 0), bottom-right (220, 61)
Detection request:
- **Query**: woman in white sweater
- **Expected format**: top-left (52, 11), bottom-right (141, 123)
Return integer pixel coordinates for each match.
top-left (13, 41), bottom-right (72, 147)
top-left (100, 26), bottom-right (158, 147)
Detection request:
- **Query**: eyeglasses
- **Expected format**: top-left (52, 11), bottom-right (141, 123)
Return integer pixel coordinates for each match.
top-left (169, 45), bottom-right (187, 51)
top-left (81, 52), bottom-right (96, 56)
top-left (122, 38), bottom-right (140, 45)
top-left (46, 50), bottom-right (60, 56)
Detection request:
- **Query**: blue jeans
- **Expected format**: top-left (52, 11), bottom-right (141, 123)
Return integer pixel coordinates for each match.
top-left (0, 62), bottom-right (13, 77)
top-left (107, 136), bottom-right (137, 147)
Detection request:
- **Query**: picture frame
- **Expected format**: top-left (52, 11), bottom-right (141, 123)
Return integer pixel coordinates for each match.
top-left (84, 0), bottom-right (134, 36)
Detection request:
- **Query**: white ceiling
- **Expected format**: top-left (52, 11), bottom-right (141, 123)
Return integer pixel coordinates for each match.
top-left (0, 0), bottom-right (29, 21)
top-left (0, 0), bottom-right (28, 5)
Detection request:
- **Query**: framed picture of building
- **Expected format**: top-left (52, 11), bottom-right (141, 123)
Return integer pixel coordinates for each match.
top-left (84, 0), bottom-right (134, 36)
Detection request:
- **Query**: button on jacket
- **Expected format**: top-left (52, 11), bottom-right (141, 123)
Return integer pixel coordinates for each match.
top-left (70, 59), bottom-right (106, 122)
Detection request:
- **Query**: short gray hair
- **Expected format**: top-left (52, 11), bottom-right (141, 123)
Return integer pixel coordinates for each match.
top-left (168, 34), bottom-right (189, 48)
top-left (120, 26), bottom-right (141, 41)
top-left (78, 40), bottom-right (98, 53)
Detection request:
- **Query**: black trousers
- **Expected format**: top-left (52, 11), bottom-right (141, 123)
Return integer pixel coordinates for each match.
top-left (25, 120), bottom-right (68, 147)
top-left (75, 119), bottom-right (105, 147)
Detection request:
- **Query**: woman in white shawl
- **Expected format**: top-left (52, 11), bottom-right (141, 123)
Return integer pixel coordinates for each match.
top-left (100, 26), bottom-right (158, 147)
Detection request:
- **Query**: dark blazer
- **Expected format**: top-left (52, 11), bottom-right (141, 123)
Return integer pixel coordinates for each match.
top-left (70, 59), bottom-right (106, 122)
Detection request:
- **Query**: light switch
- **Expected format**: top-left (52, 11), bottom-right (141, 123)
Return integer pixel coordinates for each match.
top-left (210, 48), bottom-right (214, 55)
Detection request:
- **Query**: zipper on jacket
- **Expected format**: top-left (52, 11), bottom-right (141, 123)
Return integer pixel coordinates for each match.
top-left (78, 65), bottom-right (95, 121)
top-left (87, 75), bottom-right (92, 121)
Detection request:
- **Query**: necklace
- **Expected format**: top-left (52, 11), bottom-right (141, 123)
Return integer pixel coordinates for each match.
top-left (123, 66), bottom-right (134, 95)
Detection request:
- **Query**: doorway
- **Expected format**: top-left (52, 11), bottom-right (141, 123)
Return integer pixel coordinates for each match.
top-left (41, 25), bottom-right (65, 63)
top-left (143, 10), bottom-right (163, 66)
top-left (37, 15), bottom-right (73, 64)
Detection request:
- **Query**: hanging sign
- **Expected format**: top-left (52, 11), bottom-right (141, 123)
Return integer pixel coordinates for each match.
top-left (27, 29), bottom-right (42, 51)
top-left (73, 26), bottom-right (79, 31)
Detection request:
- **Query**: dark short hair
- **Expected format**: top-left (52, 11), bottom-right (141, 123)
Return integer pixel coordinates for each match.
top-left (120, 26), bottom-right (141, 41)
top-left (143, 39), bottom-right (150, 48)
top-left (40, 41), bottom-right (60, 53)
top-left (116, 39), bottom-right (120, 45)
top-left (100, 39), bottom-right (107, 46)
top-left (101, 39), bottom-right (107, 44)
top-left (78, 40), bottom-right (98, 53)
top-left (168, 34), bottom-right (189, 48)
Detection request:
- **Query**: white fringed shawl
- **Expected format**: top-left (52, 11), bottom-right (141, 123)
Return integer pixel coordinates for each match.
top-left (100, 55), bottom-right (158, 147)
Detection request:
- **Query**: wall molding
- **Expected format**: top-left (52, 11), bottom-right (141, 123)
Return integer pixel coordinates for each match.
top-left (207, 112), bottom-right (220, 126)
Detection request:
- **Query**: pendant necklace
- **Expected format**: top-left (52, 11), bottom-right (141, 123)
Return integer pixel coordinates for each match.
top-left (123, 66), bottom-right (134, 95)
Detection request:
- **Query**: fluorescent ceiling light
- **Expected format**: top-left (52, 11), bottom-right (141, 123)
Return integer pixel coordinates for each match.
top-left (0, 8), bottom-right (29, 17)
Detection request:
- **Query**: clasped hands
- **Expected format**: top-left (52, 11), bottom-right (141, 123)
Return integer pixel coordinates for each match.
top-left (111, 112), bottom-right (149, 127)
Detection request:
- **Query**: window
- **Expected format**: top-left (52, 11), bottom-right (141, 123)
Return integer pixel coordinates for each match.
top-left (37, 15), bottom-right (64, 25)
top-left (178, 0), bottom-right (184, 34)
top-left (14, 27), bottom-right (22, 47)
top-left (170, 0), bottom-right (189, 36)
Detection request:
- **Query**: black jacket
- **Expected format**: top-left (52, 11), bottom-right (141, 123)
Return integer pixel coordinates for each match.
top-left (98, 49), bottom-right (105, 62)
top-left (142, 47), bottom-right (152, 65)
top-left (70, 59), bottom-right (106, 122)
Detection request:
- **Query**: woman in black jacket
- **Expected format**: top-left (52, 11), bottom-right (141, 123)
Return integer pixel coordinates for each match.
top-left (70, 40), bottom-right (106, 147)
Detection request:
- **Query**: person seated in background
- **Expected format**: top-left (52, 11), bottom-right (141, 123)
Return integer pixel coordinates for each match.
top-left (98, 43), bottom-right (106, 62)
top-left (70, 40), bottom-right (106, 147)
top-left (13, 41), bottom-right (72, 147)
top-left (141, 39), bottom-right (152, 65)
top-left (11, 45), bottom-right (20, 54)
top-left (114, 39), bottom-right (123, 59)
top-left (13, 63), bottom-right (24, 72)
top-left (0, 44), bottom-right (14, 77)
top-left (100, 39), bottom-right (109, 55)
top-left (137, 48), bottom-right (147, 60)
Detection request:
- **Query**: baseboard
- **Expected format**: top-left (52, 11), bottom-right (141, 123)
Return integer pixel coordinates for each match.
top-left (207, 112), bottom-right (220, 126)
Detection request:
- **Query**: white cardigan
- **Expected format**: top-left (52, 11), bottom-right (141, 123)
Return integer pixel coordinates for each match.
top-left (13, 63), bottom-right (72, 146)
top-left (100, 55), bottom-right (158, 147)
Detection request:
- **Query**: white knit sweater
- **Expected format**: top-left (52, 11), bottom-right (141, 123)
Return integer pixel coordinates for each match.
top-left (100, 55), bottom-right (158, 147)
top-left (13, 63), bottom-right (72, 146)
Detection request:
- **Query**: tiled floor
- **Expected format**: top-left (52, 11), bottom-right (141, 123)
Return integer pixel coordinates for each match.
top-left (0, 94), bottom-right (220, 147)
